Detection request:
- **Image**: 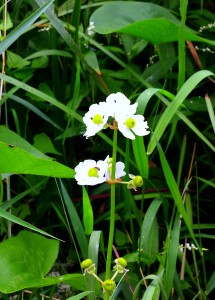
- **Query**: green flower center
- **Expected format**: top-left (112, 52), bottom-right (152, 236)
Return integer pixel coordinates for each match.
top-left (92, 114), bottom-right (103, 124)
top-left (133, 175), bottom-right (143, 187)
top-left (125, 117), bottom-right (136, 129)
top-left (88, 167), bottom-right (99, 177)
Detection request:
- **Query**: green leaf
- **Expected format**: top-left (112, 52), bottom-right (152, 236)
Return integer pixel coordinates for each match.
top-left (0, 0), bottom-right (54, 55)
top-left (84, 50), bottom-right (100, 74)
top-left (66, 291), bottom-right (94, 300)
top-left (140, 198), bottom-right (162, 258)
top-left (0, 141), bottom-right (74, 178)
top-left (206, 270), bottom-right (215, 295)
top-left (0, 125), bottom-right (50, 159)
top-left (60, 181), bottom-right (88, 258)
top-left (147, 70), bottom-right (214, 155)
top-left (33, 133), bottom-right (61, 155)
top-left (90, 2), bottom-right (215, 46)
top-left (0, 208), bottom-right (61, 240)
top-left (6, 50), bottom-right (30, 69)
top-left (156, 141), bottom-right (199, 249)
top-left (0, 230), bottom-right (59, 293)
top-left (0, 12), bottom-right (13, 30)
top-left (82, 186), bottom-right (94, 235)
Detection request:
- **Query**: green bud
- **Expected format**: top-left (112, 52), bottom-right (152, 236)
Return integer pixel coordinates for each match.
top-left (81, 259), bottom-right (93, 269)
top-left (125, 117), bottom-right (136, 129)
top-left (88, 167), bottom-right (99, 177)
top-left (117, 257), bottom-right (127, 268)
top-left (127, 175), bottom-right (143, 190)
top-left (103, 279), bottom-right (116, 294)
top-left (133, 175), bottom-right (143, 187)
top-left (92, 114), bottom-right (103, 124)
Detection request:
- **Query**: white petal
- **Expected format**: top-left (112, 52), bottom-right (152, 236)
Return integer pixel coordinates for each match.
top-left (132, 115), bottom-right (150, 136)
top-left (115, 162), bottom-right (126, 178)
top-left (83, 103), bottom-right (109, 138)
top-left (75, 159), bottom-right (108, 186)
top-left (117, 122), bottom-right (135, 139)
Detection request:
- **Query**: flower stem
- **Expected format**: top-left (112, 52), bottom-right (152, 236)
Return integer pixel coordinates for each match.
top-left (105, 125), bottom-right (118, 286)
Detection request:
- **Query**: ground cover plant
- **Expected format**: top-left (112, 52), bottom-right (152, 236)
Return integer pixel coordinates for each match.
top-left (0, 0), bottom-right (215, 299)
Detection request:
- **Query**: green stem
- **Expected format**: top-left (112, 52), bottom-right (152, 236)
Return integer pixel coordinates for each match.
top-left (105, 126), bottom-right (118, 298)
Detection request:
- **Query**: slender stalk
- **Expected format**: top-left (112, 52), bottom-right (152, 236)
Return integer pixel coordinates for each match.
top-left (105, 125), bottom-right (118, 299)
top-left (178, 0), bottom-right (188, 90)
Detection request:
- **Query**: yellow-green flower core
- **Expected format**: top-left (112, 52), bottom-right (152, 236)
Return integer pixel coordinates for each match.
top-left (103, 279), bottom-right (116, 293)
top-left (81, 258), bottom-right (93, 269)
top-left (133, 175), bottom-right (143, 187)
top-left (88, 167), bottom-right (99, 177)
top-left (117, 257), bottom-right (127, 268)
top-left (125, 117), bottom-right (136, 129)
top-left (92, 114), bottom-right (103, 124)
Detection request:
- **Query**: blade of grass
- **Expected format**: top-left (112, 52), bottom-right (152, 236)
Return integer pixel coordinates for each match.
top-left (156, 139), bottom-right (199, 249)
top-left (60, 180), bottom-right (88, 258)
top-left (0, 208), bottom-right (62, 240)
top-left (178, 0), bottom-right (188, 90)
top-left (82, 186), bottom-right (94, 235)
top-left (139, 198), bottom-right (163, 253)
top-left (0, 0), bottom-right (54, 55)
top-left (163, 212), bottom-right (181, 298)
top-left (205, 94), bottom-right (215, 134)
top-left (147, 70), bottom-right (214, 154)
top-left (87, 231), bottom-right (103, 300)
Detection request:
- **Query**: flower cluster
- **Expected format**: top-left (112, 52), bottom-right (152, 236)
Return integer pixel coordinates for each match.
top-left (83, 92), bottom-right (150, 140)
top-left (75, 92), bottom-right (149, 188)
top-left (179, 242), bottom-right (198, 253)
top-left (81, 257), bottom-right (128, 295)
top-left (75, 155), bottom-right (126, 186)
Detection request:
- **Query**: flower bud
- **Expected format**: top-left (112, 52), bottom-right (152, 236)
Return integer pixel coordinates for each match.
top-left (116, 257), bottom-right (127, 268)
top-left (102, 279), bottom-right (116, 294)
top-left (127, 174), bottom-right (143, 190)
top-left (81, 258), bottom-right (93, 269)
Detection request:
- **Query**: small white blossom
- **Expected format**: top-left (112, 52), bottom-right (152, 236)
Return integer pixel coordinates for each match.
top-left (105, 92), bottom-right (137, 119)
top-left (117, 114), bottom-right (150, 140)
top-left (75, 158), bottom-right (108, 185)
top-left (87, 21), bottom-right (95, 36)
top-left (105, 158), bottom-right (126, 180)
top-left (83, 103), bottom-right (109, 138)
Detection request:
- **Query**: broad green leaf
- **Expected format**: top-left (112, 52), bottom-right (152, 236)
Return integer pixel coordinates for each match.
top-left (0, 0), bottom-right (54, 55)
top-left (0, 141), bottom-right (74, 178)
top-left (33, 133), bottom-right (61, 155)
top-left (0, 12), bottom-right (13, 30)
top-left (0, 125), bottom-right (50, 159)
top-left (0, 208), bottom-right (61, 240)
top-left (82, 186), bottom-right (94, 235)
top-left (6, 50), bottom-right (30, 69)
top-left (0, 230), bottom-right (59, 293)
top-left (90, 2), bottom-right (215, 46)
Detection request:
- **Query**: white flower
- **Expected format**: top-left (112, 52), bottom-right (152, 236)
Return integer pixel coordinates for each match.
top-left (105, 160), bottom-right (126, 180)
top-left (117, 114), bottom-right (150, 140)
top-left (75, 158), bottom-right (108, 185)
top-left (87, 21), bottom-right (95, 36)
top-left (83, 103), bottom-right (109, 138)
top-left (105, 92), bottom-right (137, 119)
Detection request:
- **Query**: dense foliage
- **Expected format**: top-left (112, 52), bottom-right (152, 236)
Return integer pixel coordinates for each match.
top-left (0, 0), bottom-right (214, 299)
